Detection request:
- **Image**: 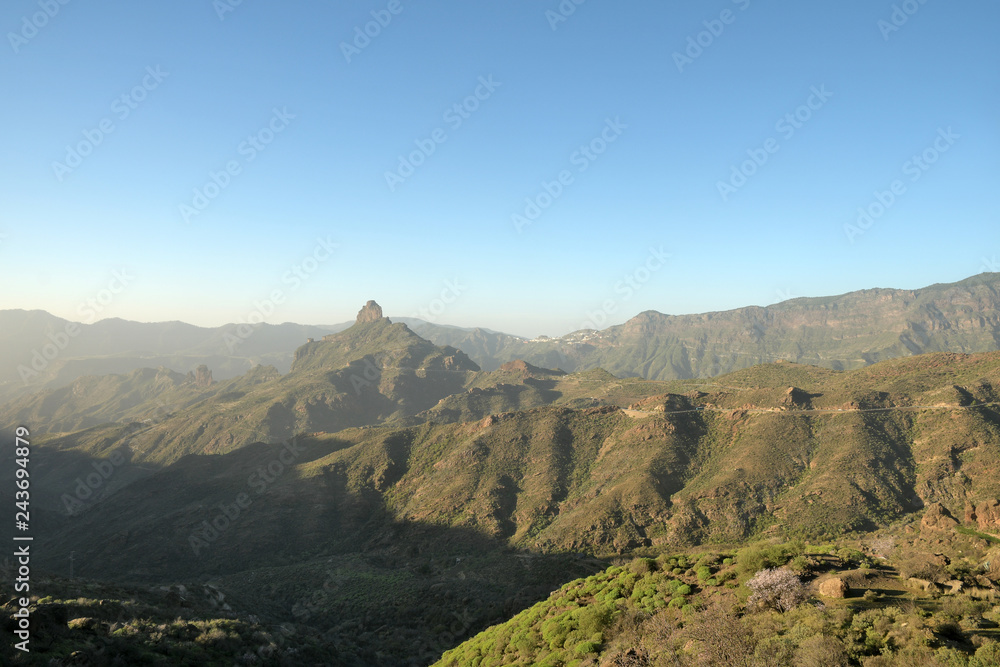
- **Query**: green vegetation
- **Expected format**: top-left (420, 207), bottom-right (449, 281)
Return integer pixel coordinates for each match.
top-left (436, 543), bottom-right (1000, 667)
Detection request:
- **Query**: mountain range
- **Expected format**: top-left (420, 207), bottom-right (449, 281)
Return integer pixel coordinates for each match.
top-left (4, 280), bottom-right (1000, 665)
top-left (5, 274), bottom-right (1000, 399)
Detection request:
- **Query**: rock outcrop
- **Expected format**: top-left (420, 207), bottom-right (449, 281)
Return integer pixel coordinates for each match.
top-left (356, 300), bottom-right (384, 324)
top-left (966, 501), bottom-right (978, 525)
top-left (975, 499), bottom-right (1000, 531)
top-left (921, 503), bottom-right (959, 532)
top-left (186, 365), bottom-right (213, 388)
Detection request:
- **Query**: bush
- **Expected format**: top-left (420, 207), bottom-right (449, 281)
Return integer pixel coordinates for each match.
top-left (794, 634), bottom-right (850, 667)
top-left (629, 558), bottom-right (657, 576)
top-left (971, 641), bottom-right (1000, 667)
top-left (683, 602), bottom-right (755, 667)
top-left (736, 544), bottom-right (793, 579)
top-left (746, 567), bottom-right (807, 613)
top-left (789, 555), bottom-right (811, 575)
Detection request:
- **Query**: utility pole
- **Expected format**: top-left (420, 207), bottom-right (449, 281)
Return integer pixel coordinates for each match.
top-left (69, 551), bottom-right (75, 578)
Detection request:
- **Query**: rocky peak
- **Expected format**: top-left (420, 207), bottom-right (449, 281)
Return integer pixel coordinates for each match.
top-left (356, 300), bottom-right (385, 324)
top-left (187, 364), bottom-right (214, 388)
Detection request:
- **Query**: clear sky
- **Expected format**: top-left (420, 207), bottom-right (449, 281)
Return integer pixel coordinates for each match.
top-left (1, 1), bottom-right (997, 338)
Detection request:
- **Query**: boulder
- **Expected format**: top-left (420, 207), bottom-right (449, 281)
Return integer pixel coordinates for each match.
top-left (944, 579), bottom-right (964, 594)
top-left (818, 577), bottom-right (848, 598)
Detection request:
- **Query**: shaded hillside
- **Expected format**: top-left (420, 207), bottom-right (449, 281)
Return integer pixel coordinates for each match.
top-left (27, 352), bottom-right (1000, 585)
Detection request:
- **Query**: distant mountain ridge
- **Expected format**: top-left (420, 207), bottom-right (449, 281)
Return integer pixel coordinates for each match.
top-left (3, 273), bottom-right (999, 400)
top-left (485, 272), bottom-right (1000, 379)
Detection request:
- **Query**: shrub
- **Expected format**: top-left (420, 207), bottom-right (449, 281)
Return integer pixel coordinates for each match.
top-left (971, 641), bottom-right (1000, 667)
top-left (794, 634), bottom-right (850, 667)
top-left (629, 558), bottom-right (657, 576)
top-left (789, 555), bottom-right (811, 575)
top-left (746, 567), bottom-right (807, 613)
top-left (736, 544), bottom-right (792, 579)
top-left (683, 602), bottom-right (755, 667)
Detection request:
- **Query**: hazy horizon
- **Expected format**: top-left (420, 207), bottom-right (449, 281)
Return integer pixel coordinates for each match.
top-left (6, 270), bottom-right (998, 341)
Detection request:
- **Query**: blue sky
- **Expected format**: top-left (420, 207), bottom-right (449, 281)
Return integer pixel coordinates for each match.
top-left (1, 0), bottom-right (997, 338)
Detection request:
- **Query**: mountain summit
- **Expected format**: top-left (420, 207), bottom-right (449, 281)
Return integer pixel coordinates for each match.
top-left (356, 300), bottom-right (385, 324)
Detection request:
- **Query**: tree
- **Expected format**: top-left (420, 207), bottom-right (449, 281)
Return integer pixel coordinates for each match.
top-left (746, 567), bottom-right (807, 612)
